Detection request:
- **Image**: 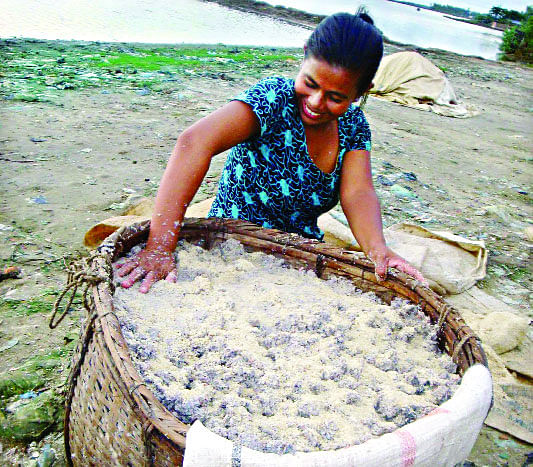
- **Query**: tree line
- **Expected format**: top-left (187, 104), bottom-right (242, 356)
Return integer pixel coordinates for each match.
top-left (498, 6), bottom-right (532, 63)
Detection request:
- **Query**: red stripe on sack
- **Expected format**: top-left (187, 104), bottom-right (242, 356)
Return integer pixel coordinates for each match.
top-left (426, 408), bottom-right (451, 417)
top-left (396, 430), bottom-right (416, 467)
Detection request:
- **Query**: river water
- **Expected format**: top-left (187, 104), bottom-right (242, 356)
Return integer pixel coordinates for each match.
top-left (264, 0), bottom-right (503, 60)
top-left (0, 0), bottom-right (502, 60)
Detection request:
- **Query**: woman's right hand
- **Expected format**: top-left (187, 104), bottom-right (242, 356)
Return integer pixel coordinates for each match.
top-left (115, 247), bottom-right (177, 293)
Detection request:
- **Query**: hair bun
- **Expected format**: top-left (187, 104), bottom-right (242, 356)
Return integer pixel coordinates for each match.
top-left (356, 12), bottom-right (374, 25)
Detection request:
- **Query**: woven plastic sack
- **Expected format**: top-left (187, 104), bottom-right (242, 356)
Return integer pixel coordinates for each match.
top-left (183, 364), bottom-right (492, 466)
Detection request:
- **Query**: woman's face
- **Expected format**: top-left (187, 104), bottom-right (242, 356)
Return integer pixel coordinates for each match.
top-left (294, 55), bottom-right (362, 127)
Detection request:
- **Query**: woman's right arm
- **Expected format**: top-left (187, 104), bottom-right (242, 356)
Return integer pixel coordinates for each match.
top-left (116, 100), bottom-right (260, 292)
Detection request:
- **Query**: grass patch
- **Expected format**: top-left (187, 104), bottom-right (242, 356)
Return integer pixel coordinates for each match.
top-left (0, 39), bottom-right (301, 104)
top-left (0, 289), bottom-right (79, 317)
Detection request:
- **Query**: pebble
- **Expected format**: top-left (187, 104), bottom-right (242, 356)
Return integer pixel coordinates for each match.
top-left (390, 184), bottom-right (417, 200)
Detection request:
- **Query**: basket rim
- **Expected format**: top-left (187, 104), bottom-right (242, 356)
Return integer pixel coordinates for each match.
top-left (82, 217), bottom-right (489, 455)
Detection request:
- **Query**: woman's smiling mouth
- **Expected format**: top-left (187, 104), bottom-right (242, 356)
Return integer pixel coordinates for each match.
top-left (302, 101), bottom-right (321, 119)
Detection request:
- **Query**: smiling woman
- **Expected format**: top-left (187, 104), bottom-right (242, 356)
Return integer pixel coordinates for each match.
top-left (116, 10), bottom-right (428, 294)
top-left (295, 58), bottom-right (360, 127)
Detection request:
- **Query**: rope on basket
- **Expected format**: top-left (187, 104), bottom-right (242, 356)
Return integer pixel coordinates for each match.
top-left (452, 324), bottom-right (479, 362)
top-left (436, 302), bottom-right (451, 332)
top-left (49, 253), bottom-right (111, 329)
top-left (50, 253), bottom-right (113, 466)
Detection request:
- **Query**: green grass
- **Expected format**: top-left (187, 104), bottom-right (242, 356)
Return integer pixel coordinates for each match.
top-left (92, 48), bottom-right (297, 70)
top-left (0, 39), bottom-right (301, 103)
top-left (0, 289), bottom-right (78, 317)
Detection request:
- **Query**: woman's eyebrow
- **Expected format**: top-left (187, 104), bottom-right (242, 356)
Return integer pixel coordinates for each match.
top-left (305, 74), bottom-right (348, 99)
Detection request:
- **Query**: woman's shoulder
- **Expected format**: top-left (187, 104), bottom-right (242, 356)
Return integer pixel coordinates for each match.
top-left (243, 76), bottom-right (295, 100)
top-left (255, 76), bottom-right (294, 89)
top-left (340, 105), bottom-right (371, 150)
top-left (237, 76), bottom-right (295, 116)
top-left (343, 104), bottom-right (367, 123)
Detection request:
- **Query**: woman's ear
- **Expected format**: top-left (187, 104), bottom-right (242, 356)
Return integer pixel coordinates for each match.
top-left (359, 82), bottom-right (374, 97)
top-left (355, 82), bottom-right (374, 102)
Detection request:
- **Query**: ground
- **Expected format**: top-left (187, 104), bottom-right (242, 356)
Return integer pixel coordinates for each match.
top-left (0, 30), bottom-right (531, 467)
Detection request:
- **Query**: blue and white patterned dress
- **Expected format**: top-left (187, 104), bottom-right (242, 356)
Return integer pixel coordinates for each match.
top-left (208, 77), bottom-right (371, 240)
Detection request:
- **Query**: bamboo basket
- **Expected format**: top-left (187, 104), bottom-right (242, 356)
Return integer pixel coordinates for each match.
top-left (62, 218), bottom-right (488, 466)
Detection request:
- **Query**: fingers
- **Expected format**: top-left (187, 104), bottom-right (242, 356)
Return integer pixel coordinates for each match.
top-left (139, 271), bottom-right (157, 294)
top-left (166, 269), bottom-right (178, 283)
top-left (115, 249), bottom-right (178, 292)
top-left (120, 266), bottom-right (146, 289)
top-left (388, 258), bottom-right (429, 287)
top-left (372, 257), bottom-right (388, 282)
top-left (116, 260), bottom-right (138, 277)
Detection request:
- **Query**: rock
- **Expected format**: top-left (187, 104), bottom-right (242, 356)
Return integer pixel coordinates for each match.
top-left (375, 175), bottom-right (394, 186)
top-left (29, 196), bottom-right (48, 205)
top-left (525, 226), bottom-right (533, 242)
top-left (390, 184), bottom-right (417, 200)
top-left (37, 444), bottom-right (55, 467)
top-left (0, 338), bottom-right (19, 352)
top-left (486, 205), bottom-right (512, 224)
top-left (474, 312), bottom-right (529, 354)
top-left (5, 399), bottom-right (29, 414)
top-left (0, 391), bottom-right (63, 442)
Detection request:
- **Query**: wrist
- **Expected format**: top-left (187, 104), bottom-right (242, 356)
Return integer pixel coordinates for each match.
top-left (147, 218), bottom-right (182, 252)
top-left (146, 235), bottom-right (177, 253)
top-left (364, 242), bottom-right (388, 260)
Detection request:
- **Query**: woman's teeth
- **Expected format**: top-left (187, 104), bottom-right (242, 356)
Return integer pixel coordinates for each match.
top-left (305, 103), bottom-right (320, 118)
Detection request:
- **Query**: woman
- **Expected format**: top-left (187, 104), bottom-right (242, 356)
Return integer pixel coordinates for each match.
top-left (117, 11), bottom-right (426, 292)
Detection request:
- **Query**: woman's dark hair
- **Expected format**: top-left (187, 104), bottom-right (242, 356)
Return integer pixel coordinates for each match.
top-left (305, 10), bottom-right (383, 97)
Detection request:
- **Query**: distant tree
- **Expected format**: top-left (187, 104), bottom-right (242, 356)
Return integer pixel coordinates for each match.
top-left (475, 13), bottom-right (494, 25)
top-left (490, 6), bottom-right (506, 20)
top-left (431, 3), bottom-right (474, 18)
top-left (500, 9), bottom-right (533, 63)
top-left (506, 10), bottom-right (525, 21)
top-left (489, 6), bottom-right (525, 23)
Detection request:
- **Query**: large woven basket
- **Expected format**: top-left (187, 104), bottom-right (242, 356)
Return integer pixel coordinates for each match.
top-left (63, 218), bottom-right (488, 466)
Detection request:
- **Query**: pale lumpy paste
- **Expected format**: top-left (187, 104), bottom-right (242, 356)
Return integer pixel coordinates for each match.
top-left (113, 239), bottom-right (459, 454)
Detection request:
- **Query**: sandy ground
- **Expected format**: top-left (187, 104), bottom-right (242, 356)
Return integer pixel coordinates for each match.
top-left (0, 33), bottom-right (531, 465)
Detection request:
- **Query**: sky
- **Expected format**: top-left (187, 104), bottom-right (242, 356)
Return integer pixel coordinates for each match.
top-left (409, 0), bottom-right (531, 13)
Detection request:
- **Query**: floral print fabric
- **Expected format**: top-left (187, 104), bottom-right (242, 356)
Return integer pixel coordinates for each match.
top-left (208, 77), bottom-right (371, 239)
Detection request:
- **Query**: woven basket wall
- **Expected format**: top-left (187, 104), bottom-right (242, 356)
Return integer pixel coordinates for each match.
top-left (64, 218), bottom-right (488, 466)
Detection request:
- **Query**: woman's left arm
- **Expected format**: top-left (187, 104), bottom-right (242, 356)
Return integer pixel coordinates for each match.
top-left (339, 149), bottom-right (427, 284)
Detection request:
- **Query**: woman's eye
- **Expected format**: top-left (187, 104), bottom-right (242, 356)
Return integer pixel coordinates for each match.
top-left (330, 97), bottom-right (343, 103)
top-left (305, 81), bottom-right (317, 88)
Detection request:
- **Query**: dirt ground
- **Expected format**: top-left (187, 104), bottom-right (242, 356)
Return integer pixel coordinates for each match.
top-left (0, 33), bottom-right (531, 465)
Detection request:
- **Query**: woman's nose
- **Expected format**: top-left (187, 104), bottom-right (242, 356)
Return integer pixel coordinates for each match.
top-left (308, 91), bottom-right (323, 109)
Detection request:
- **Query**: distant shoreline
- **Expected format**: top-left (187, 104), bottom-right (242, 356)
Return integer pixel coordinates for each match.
top-left (386, 0), bottom-right (501, 31)
top-left (200, 0), bottom-right (491, 60)
top-left (201, 0), bottom-right (321, 29)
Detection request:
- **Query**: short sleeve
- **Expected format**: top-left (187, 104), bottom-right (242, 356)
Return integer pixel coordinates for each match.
top-left (345, 106), bottom-right (372, 152)
top-left (233, 77), bottom-right (293, 137)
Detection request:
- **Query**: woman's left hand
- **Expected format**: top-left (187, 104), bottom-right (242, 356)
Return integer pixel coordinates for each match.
top-left (368, 246), bottom-right (429, 287)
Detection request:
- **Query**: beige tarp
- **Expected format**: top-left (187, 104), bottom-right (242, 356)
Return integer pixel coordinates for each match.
top-left (318, 216), bottom-right (487, 296)
top-left (83, 197), bottom-right (211, 248)
top-left (369, 51), bottom-right (478, 118)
